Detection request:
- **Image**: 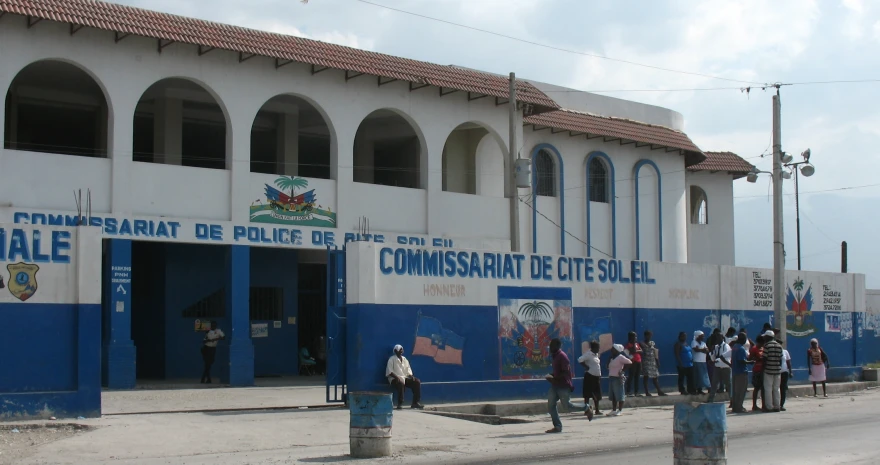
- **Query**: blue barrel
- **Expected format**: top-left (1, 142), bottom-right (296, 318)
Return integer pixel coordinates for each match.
top-left (349, 391), bottom-right (393, 458)
top-left (673, 402), bottom-right (727, 464)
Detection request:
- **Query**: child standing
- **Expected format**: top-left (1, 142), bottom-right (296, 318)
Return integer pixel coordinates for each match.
top-left (578, 341), bottom-right (603, 416)
top-left (607, 344), bottom-right (633, 416)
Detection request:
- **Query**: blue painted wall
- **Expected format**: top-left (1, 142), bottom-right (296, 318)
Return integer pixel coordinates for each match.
top-left (346, 302), bottom-right (868, 403)
top-left (250, 247), bottom-right (299, 377)
top-left (0, 303), bottom-right (101, 419)
top-left (126, 244), bottom-right (301, 381)
top-left (163, 243), bottom-right (229, 381)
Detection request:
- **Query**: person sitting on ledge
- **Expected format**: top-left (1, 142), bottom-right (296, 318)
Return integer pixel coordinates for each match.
top-left (386, 344), bottom-right (424, 410)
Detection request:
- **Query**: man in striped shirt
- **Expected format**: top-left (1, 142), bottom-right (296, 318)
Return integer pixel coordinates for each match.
top-left (761, 330), bottom-right (784, 412)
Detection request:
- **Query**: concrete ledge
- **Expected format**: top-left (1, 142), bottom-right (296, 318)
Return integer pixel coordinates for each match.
top-left (428, 381), bottom-right (880, 417)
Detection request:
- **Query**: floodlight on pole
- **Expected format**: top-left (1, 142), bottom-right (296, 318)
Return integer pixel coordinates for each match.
top-left (784, 148), bottom-right (817, 271)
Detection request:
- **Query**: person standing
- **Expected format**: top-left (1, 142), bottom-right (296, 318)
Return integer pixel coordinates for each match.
top-left (201, 321), bottom-right (225, 384)
top-left (607, 344), bottom-right (633, 416)
top-left (762, 330), bottom-right (783, 412)
top-left (674, 332), bottom-right (695, 395)
top-left (808, 338), bottom-right (830, 397)
top-left (578, 341), bottom-right (603, 416)
top-left (641, 331), bottom-right (666, 396)
top-left (773, 328), bottom-right (792, 411)
top-left (749, 335), bottom-right (766, 411)
top-left (707, 333), bottom-right (732, 403)
top-left (724, 327), bottom-right (738, 345)
top-left (740, 328), bottom-right (754, 352)
top-left (546, 338), bottom-right (590, 433)
top-left (624, 331), bottom-right (643, 396)
top-left (692, 331), bottom-right (710, 395)
top-left (729, 334), bottom-right (751, 413)
top-left (386, 344), bottom-right (424, 409)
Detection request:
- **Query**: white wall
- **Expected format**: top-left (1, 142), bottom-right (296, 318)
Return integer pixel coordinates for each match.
top-left (0, 17), bottom-right (708, 262)
top-left (347, 242), bottom-right (864, 315)
top-left (0, 223), bottom-right (101, 305)
top-left (521, 126), bottom-right (689, 263)
top-left (686, 171), bottom-right (736, 266)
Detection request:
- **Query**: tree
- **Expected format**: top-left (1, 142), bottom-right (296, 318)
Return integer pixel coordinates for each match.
top-left (274, 176), bottom-right (309, 199)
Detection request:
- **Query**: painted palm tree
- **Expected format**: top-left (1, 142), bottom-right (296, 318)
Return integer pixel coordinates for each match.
top-left (518, 301), bottom-right (554, 362)
top-left (274, 176), bottom-right (309, 198)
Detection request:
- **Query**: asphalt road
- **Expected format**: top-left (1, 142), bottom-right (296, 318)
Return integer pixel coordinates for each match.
top-left (459, 391), bottom-right (880, 465)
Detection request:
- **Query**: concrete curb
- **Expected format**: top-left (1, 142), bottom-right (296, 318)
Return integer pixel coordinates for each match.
top-left (427, 381), bottom-right (880, 417)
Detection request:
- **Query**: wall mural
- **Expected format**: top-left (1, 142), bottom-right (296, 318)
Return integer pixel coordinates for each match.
top-left (411, 313), bottom-right (464, 366)
top-left (703, 311), bottom-right (754, 333)
top-left (249, 176), bottom-right (336, 228)
top-left (499, 297), bottom-right (573, 380)
top-left (579, 315), bottom-right (613, 355)
top-left (786, 277), bottom-right (817, 337)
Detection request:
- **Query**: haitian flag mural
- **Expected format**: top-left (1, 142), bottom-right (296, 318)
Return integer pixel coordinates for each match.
top-left (786, 277), bottom-right (817, 337)
top-left (499, 295), bottom-right (573, 380)
top-left (412, 314), bottom-right (465, 365)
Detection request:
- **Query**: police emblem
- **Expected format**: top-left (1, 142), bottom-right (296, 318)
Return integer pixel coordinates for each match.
top-left (7, 263), bottom-right (39, 301)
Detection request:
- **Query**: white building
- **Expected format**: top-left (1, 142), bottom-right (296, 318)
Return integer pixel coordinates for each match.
top-left (0, 0), bottom-right (754, 387)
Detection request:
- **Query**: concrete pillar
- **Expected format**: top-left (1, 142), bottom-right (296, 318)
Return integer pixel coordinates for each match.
top-left (226, 245), bottom-right (254, 386)
top-left (5, 91), bottom-right (18, 148)
top-left (277, 110), bottom-right (299, 176)
top-left (154, 97), bottom-right (183, 165)
top-left (102, 239), bottom-right (136, 389)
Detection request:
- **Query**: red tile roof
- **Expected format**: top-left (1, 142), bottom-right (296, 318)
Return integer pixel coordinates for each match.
top-left (0, 0), bottom-right (559, 112)
top-left (523, 109), bottom-right (706, 166)
top-left (689, 151), bottom-right (754, 179)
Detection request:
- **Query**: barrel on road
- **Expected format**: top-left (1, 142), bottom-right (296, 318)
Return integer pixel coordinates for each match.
top-left (673, 402), bottom-right (727, 464)
top-left (349, 391), bottom-right (393, 458)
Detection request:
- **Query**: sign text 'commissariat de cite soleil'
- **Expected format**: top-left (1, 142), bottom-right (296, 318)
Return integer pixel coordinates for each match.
top-left (7, 212), bottom-right (460, 249)
top-left (378, 247), bottom-right (657, 285)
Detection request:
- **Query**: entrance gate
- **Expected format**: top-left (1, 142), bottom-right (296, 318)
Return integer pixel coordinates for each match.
top-left (325, 246), bottom-right (347, 403)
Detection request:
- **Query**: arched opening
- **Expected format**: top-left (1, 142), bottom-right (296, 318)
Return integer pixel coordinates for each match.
top-left (133, 78), bottom-right (227, 169)
top-left (634, 160), bottom-right (662, 261)
top-left (535, 149), bottom-right (557, 197)
top-left (250, 95), bottom-right (332, 179)
top-left (441, 122), bottom-right (504, 196)
top-left (353, 109), bottom-right (422, 189)
top-left (4, 60), bottom-right (108, 157)
top-left (690, 185), bottom-right (708, 225)
top-left (588, 157), bottom-right (610, 203)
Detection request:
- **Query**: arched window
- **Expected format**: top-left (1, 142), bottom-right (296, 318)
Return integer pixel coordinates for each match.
top-left (588, 157), bottom-right (609, 203)
top-left (535, 149), bottom-right (556, 197)
top-left (690, 185), bottom-right (708, 224)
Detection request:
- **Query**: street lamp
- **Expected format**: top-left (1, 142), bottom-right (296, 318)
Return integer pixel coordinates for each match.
top-left (784, 149), bottom-right (816, 271)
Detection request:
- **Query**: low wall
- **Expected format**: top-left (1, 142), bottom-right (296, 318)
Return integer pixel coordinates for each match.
top-left (345, 243), bottom-right (873, 403)
top-left (0, 223), bottom-right (101, 420)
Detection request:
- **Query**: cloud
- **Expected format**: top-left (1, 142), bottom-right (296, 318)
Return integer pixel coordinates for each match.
top-left (258, 22), bottom-right (375, 50)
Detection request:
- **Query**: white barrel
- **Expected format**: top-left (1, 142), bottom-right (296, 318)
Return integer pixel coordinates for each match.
top-left (349, 391), bottom-right (393, 458)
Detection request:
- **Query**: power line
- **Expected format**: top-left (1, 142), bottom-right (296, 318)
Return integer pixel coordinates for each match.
top-left (735, 182), bottom-right (880, 199)
top-left (517, 195), bottom-right (613, 259)
top-left (353, 0), bottom-right (766, 86)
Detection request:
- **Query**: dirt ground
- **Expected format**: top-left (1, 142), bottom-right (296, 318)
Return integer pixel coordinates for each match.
top-left (0, 424), bottom-right (92, 465)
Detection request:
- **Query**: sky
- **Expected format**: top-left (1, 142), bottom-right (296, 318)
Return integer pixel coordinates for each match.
top-left (114, 0), bottom-right (880, 286)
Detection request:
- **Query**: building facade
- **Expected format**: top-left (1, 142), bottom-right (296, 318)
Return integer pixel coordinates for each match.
top-left (0, 0), bottom-right (874, 406)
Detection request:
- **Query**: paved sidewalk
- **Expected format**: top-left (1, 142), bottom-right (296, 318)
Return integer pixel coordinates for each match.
top-left (6, 383), bottom-right (880, 464)
top-left (103, 377), bottom-right (877, 416)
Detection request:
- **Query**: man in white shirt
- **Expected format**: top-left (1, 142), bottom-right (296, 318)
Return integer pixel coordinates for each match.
top-left (201, 321), bottom-right (225, 384)
top-left (707, 333), bottom-right (732, 403)
top-left (386, 344), bottom-right (423, 409)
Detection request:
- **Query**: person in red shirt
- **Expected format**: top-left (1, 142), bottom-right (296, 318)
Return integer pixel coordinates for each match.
top-left (749, 335), bottom-right (766, 412)
top-left (545, 338), bottom-right (591, 433)
top-left (625, 331), bottom-right (643, 396)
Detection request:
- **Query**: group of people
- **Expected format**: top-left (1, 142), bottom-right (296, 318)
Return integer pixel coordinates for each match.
top-left (539, 325), bottom-right (834, 433)
top-left (381, 327), bottom-right (834, 433)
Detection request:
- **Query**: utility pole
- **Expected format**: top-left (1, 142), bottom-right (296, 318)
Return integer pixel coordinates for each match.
top-left (794, 168), bottom-right (801, 270)
top-left (509, 72), bottom-right (521, 252)
top-left (842, 241), bottom-right (848, 273)
top-left (772, 91), bottom-right (786, 346)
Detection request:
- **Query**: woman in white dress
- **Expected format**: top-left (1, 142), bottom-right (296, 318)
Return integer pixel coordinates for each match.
top-left (807, 338), bottom-right (829, 397)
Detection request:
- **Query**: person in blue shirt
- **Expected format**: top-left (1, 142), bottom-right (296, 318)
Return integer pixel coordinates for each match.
top-left (674, 331), bottom-right (696, 395)
top-left (730, 333), bottom-right (753, 413)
